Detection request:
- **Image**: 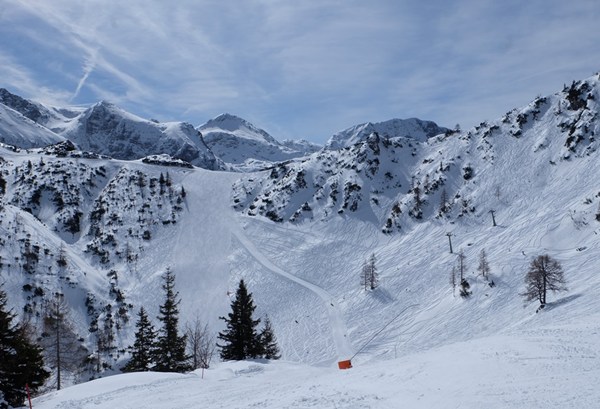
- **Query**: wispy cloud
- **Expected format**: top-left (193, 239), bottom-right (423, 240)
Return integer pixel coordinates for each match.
top-left (0, 0), bottom-right (599, 141)
top-left (72, 51), bottom-right (98, 101)
top-left (0, 50), bottom-right (72, 105)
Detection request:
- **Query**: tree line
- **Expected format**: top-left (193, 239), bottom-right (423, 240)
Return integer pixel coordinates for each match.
top-left (123, 271), bottom-right (280, 373)
top-left (0, 270), bottom-right (279, 408)
top-left (3, 248), bottom-right (566, 407)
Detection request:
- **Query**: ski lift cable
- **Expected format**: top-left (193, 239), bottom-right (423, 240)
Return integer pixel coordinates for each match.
top-left (350, 303), bottom-right (419, 361)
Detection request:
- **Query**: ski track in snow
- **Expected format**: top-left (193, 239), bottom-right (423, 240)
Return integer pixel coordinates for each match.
top-left (152, 167), bottom-right (353, 362)
top-left (232, 225), bottom-right (354, 360)
top-left (169, 169), bottom-right (240, 325)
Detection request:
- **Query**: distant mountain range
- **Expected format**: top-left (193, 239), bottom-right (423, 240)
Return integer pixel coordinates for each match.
top-left (0, 90), bottom-right (223, 170)
top-left (0, 88), bottom-right (450, 171)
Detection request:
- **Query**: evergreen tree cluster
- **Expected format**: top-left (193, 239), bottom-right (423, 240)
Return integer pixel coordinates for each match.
top-left (123, 268), bottom-right (191, 373)
top-left (124, 276), bottom-right (280, 373)
top-left (0, 287), bottom-right (49, 409)
top-left (218, 280), bottom-right (280, 361)
top-left (1, 270), bottom-right (277, 397)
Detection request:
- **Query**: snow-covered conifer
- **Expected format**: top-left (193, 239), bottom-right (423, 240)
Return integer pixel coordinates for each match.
top-left (259, 316), bottom-right (280, 360)
top-left (0, 287), bottom-right (49, 408)
top-left (218, 280), bottom-right (262, 361)
top-left (122, 307), bottom-right (157, 372)
top-left (154, 268), bottom-right (191, 372)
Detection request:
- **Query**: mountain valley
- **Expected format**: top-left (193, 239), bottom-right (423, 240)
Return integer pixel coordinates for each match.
top-left (1, 73), bottom-right (600, 407)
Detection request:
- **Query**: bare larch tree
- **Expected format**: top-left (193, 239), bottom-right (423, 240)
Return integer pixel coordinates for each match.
top-left (522, 254), bottom-right (567, 308)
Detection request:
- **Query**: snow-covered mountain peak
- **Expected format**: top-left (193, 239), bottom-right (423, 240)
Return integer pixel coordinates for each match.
top-left (326, 117), bottom-right (450, 150)
top-left (92, 100), bottom-right (115, 108)
top-left (199, 113), bottom-right (320, 171)
top-left (199, 113), bottom-right (277, 144)
top-left (84, 100), bottom-right (143, 124)
top-left (203, 112), bottom-right (247, 127)
top-left (60, 101), bottom-right (224, 169)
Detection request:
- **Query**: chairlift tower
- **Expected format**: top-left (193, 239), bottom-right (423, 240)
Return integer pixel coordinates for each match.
top-left (446, 232), bottom-right (453, 254)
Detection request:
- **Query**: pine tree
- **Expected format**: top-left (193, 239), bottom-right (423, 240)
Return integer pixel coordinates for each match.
top-left (368, 253), bottom-right (378, 290)
top-left (0, 287), bottom-right (49, 408)
top-left (439, 188), bottom-right (449, 215)
top-left (154, 269), bottom-right (191, 372)
top-left (122, 307), bottom-right (157, 372)
top-left (259, 316), bottom-right (280, 360)
top-left (411, 185), bottom-right (423, 219)
top-left (218, 280), bottom-right (262, 361)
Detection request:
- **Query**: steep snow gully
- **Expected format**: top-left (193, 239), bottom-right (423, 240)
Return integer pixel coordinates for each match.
top-left (170, 168), bottom-right (353, 362)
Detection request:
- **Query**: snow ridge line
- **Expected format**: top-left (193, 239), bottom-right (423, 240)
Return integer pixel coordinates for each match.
top-left (231, 226), bottom-right (354, 360)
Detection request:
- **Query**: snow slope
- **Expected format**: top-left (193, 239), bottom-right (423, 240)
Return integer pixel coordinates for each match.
top-left (0, 103), bottom-right (65, 148)
top-left (2, 74), bottom-right (600, 407)
top-left (32, 332), bottom-right (600, 408)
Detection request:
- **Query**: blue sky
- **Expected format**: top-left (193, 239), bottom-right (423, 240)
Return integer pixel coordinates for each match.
top-left (0, 0), bottom-right (599, 143)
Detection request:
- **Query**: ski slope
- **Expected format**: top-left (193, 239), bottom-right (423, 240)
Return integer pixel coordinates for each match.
top-left (123, 166), bottom-right (354, 363)
top-left (3, 146), bottom-right (596, 407)
top-left (32, 332), bottom-right (600, 409)
top-left (232, 226), bottom-right (353, 359)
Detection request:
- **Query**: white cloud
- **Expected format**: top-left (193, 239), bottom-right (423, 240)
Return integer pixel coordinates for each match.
top-left (0, 0), bottom-right (599, 141)
top-left (72, 51), bottom-right (98, 101)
